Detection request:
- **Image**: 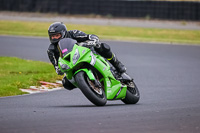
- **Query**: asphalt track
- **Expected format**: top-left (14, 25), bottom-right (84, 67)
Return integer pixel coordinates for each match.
top-left (0, 36), bottom-right (200, 133)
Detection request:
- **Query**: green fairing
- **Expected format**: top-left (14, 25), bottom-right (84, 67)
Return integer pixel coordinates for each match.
top-left (74, 69), bottom-right (95, 81)
top-left (58, 43), bottom-right (127, 100)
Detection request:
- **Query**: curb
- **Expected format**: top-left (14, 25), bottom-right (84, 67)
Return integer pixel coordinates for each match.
top-left (20, 81), bottom-right (63, 94)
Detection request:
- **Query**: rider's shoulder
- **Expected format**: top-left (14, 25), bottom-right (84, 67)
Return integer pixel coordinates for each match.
top-left (48, 43), bottom-right (56, 50)
top-left (69, 30), bottom-right (85, 35)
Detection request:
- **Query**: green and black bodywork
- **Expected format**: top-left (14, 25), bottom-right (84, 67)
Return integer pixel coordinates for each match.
top-left (58, 38), bottom-right (140, 106)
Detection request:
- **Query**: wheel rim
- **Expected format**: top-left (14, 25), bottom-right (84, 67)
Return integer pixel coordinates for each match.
top-left (127, 82), bottom-right (138, 95)
top-left (86, 77), bottom-right (104, 97)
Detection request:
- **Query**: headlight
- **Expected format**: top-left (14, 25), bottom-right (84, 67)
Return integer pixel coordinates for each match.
top-left (73, 48), bottom-right (80, 65)
top-left (59, 62), bottom-right (70, 71)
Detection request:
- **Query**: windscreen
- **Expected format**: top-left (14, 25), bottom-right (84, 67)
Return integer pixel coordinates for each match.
top-left (58, 38), bottom-right (77, 57)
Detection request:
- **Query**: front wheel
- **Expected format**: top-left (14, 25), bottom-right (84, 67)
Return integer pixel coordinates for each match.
top-left (122, 81), bottom-right (140, 104)
top-left (75, 71), bottom-right (107, 106)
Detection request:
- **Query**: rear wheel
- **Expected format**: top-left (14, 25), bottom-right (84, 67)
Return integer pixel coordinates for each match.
top-left (75, 71), bottom-right (107, 106)
top-left (121, 81), bottom-right (140, 104)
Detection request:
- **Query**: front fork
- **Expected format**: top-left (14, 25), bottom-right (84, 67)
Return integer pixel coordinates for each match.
top-left (74, 68), bottom-right (102, 88)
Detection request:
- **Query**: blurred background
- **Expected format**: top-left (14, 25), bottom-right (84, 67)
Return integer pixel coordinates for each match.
top-left (1, 0), bottom-right (200, 21)
top-left (1, 2), bottom-right (200, 133)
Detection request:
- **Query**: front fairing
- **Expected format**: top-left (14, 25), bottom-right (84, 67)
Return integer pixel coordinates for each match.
top-left (58, 44), bottom-right (91, 77)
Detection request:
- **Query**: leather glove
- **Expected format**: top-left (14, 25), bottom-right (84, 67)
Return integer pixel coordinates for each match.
top-left (88, 35), bottom-right (100, 48)
top-left (55, 66), bottom-right (64, 75)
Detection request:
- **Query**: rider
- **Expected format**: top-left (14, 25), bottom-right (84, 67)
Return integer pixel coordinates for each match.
top-left (47, 22), bottom-right (126, 90)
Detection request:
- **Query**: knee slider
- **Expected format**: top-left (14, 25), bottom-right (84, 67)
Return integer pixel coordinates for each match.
top-left (62, 76), bottom-right (75, 90)
top-left (101, 43), bottom-right (112, 58)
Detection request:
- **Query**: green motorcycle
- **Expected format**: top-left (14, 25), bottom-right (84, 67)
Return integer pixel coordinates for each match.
top-left (58, 38), bottom-right (140, 106)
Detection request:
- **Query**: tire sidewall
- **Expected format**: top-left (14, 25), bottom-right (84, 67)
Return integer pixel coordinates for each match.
top-left (122, 81), bottom-right (140, 104)
top-left (75, 71), bottom-right (107, 106)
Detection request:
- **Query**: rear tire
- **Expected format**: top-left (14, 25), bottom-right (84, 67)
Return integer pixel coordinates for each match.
top-left (122, 81), bottom-right (140, 104)
top-left (75, 71), bottom-right (107, 106)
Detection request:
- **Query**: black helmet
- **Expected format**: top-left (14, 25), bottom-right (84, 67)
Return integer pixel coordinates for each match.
top-left (48, 22), bottom-right (67, 44)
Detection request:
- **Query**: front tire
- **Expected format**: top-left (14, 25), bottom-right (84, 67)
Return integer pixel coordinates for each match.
top-left (122, 81), bottom-right (140, 104)
top-left (75, 71), bottom-right (107, 106)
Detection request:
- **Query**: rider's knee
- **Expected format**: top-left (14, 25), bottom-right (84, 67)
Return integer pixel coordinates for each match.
top-left (62, 76), bottom-right (76, 90)
top-left (96, 43), bottom-right (112, 58)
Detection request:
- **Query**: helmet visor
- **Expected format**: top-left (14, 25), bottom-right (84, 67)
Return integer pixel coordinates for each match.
top-left (50, 33), bottom-right (62, 40)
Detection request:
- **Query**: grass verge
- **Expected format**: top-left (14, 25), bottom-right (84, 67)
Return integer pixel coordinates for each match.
top-left (0, 57), bottom-right (62, 97)
top-left (0, 20), bottom-right (200, 44)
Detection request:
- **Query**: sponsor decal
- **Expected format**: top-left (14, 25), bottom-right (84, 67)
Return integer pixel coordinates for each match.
top-left (62, 49), bottom-right (68, 53)
top-left (107, 81), bottom-right (111, 87)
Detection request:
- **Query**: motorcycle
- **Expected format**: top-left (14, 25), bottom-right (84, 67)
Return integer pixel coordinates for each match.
top-left (58, 38), bottom-right (140, 106)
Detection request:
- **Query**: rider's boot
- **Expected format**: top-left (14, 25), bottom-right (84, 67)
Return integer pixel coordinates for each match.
top-left (107, 54), bottom-right (126, 74)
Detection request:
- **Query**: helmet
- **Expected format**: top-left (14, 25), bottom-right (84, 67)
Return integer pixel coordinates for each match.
top-left (48, 22), bottom-right (67, 44)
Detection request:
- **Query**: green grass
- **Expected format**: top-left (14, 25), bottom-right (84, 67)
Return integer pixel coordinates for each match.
top-left (0, 57), bottom-right (62, 97)
top-left (0, 20), bottom-right (200, 44)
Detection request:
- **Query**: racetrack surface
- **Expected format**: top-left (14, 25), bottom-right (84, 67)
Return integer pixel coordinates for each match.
top-left (0, 36), bottom-right (200, 133)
